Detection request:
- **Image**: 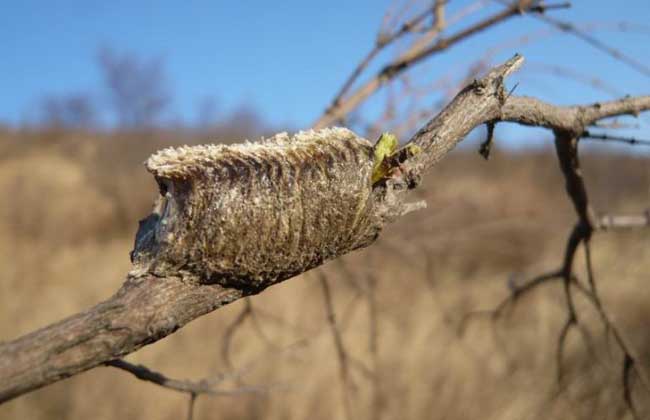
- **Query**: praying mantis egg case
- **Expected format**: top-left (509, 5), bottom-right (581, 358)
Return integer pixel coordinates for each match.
top-left (133, 127), bottom-right (393, 288)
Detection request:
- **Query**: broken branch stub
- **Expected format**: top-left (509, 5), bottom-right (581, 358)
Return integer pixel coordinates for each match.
top-left (131, 128), bottom-right (419, 289)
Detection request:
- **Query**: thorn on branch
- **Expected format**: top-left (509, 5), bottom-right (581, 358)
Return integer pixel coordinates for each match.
top-left (471, 78), bottom-right (487, 96)
top-left (581, 130), bottom-right (650, 147)
top-left (479, 121), bottom-right (497, 160)
top-left (505, 82), bottom-right (520, 102)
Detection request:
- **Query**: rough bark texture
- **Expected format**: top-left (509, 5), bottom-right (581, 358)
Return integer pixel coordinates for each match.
top-left (1, 54), bottom-right (649, 404)
top-left (0, 275), bottom-right (243, 403)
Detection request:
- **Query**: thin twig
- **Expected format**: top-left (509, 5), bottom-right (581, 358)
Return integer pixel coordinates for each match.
top-left (315, 0), bottom-right (569, 128)
top-left (330, 2), bottom-right (441, 111)
top-left (105, 359), bottom-right (268, 397)
top-left (491, 0), bottom-right (650, 78)
top-left (458, 270), bottom-right (562, 335)
top-left (221, 298), bottom-right (253, 371)
top-left (534, 13), bottom-right (650, 78)
top-left (187, 393), bottom-right (197, 420)
top-left (318, 270), bottom-right (353, 420)
top-left (367, 273), bottom-right (382, 420)
top-left (581, 131), bottom-right (650, 147)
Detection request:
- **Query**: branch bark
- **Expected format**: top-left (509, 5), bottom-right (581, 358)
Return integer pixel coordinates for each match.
top-left (1, 54), bottom-right (649, 405)
top-left (0, 275), bottom-right (244, 403)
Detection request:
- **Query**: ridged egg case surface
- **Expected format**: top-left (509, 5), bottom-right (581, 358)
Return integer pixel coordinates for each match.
top-left (144, 128), bottom-right (382, 286)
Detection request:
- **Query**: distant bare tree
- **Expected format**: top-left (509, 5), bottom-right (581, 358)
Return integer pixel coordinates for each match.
top-left (37, 92), bottom-right (97, 129)
top-left (98, 47), bottom-right (171, 129)
top-left (198, 102), bottom-right (269, 142)
top-left (220, 104), bottom-right (267, 138)
top-left (196, 96), bottom-right (220, 130)
top-left (2, 2), bottom-right (650, 420)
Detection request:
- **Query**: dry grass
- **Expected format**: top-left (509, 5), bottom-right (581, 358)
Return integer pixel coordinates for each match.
top-left (0, 129), bottom-right (648, 420)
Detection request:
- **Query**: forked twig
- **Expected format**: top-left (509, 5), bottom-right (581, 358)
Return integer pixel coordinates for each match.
top-left (315, 0), bottom-right (570, 128)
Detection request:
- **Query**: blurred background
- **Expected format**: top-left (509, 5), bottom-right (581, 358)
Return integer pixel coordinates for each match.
top-left (1, 1), bottom-right (649, 419)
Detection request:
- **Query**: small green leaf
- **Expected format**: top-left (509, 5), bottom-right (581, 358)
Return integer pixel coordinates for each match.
top-left (372, 133), bottom-right (398, 184)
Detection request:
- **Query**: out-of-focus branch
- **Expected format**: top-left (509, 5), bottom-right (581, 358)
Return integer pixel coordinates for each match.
top-left (107, 343), bottom-right (299, 420)
top-left (1, 54), bottom-right (650, 406)
top-left (106, 359), bottom-right (257, 396)
top-left (581, 131), bottom-right (650, 147)
top-left (460, 128), bottom-right (650, 416)
top-left (318, 270), bottom-right (354, 420)
top-left (314, 0), bottom-right (570, 128)
top-left (0, 275), bottom-right (244, 403)
top-left (404, 54), bottom-right (525, 175)
top-left (500, 96), bottom-right (650, 131)
top-left (455, 67), bottom-right (650, 417)
top-left (329, 1), bottom-right (443, 111)
top-left (490, 0), bottom-right (650, 78)
top-left (532, 13), bottom-right (650, 78)
top-left (221, 298), bottom-right (253, 371)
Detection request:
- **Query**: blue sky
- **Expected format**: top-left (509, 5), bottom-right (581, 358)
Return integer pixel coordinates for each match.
top-left (1, 0), bottom-right (649, 141)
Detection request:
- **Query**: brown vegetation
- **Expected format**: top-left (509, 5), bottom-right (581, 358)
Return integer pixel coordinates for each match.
top-left (1, 1), bottom-right (649, 418)
top-left (0, 125), bottom-right (647, 419)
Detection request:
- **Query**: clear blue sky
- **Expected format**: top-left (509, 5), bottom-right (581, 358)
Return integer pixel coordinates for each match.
top-left (1, 0), bottom-right (649, 138)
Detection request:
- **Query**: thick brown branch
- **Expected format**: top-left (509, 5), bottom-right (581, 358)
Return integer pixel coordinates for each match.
top-left (1, 54), bottom-right (650, 405)
top-left (501, 96), bottom-right (650, 132)
top-left (462, 93), bottom-right (650, 416)
top-left (404, 53), bottom-right (525, 176)
top-left (0, 275), bottom-right (244, 403)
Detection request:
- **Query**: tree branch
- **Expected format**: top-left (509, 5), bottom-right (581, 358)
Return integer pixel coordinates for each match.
top-left (458, 79), bottom-right (650, 417)
top-left (106, 359), bottom-right (220, 395)
top-left (318, 270), bottom-right (354, 420)
top-left (0, 275), bottom-right (244, 403)
top-left (106, 357), bottom-right (278, 420)
top-left (1, 53), bottom-right (649, 405)
top-left (314, 0), bottom-right (569, 128)
top-left (581, 131), bottom-right (650, 147)
top-left (500, 96), bottom-right (650, 132)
